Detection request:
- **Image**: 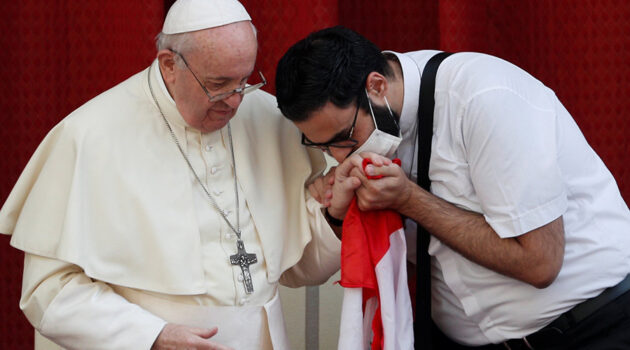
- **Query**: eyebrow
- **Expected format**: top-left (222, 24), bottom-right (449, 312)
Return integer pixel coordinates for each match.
top-left (203, 70), bottom-right (255, 85)
top-left (323, 127), bottom-right (352, 144)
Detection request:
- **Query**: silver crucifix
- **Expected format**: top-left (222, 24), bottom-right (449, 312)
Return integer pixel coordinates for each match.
top-left (230, 239), bottom-right (258, 294)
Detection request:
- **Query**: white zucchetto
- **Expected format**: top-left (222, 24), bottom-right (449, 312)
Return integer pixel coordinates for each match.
top-left (162, 0), bottom-right (251, 35)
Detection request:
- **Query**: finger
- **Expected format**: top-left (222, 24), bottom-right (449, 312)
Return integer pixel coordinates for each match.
top-left (308, 183), bottom-right (322, 202)
top-left (192, 326), bottom-right (219, 339)
top-left (336, 154), bottom-right (361, 178)
top-left (346, 153), bottom-right (366, 169)
top-left (358, 152), bottom-right (392, 166)
top-left (349, 168), bottom-right (369, 187)
top-left (365, 162), bottom-right (401, 178)
top-left (327, 166), bottom-right (337, 178)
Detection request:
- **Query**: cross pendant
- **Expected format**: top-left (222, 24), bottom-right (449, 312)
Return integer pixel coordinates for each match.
top-left (230, 239), bottom-right (258, 294)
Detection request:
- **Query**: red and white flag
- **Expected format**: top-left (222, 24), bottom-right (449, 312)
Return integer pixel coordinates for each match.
top-left (337, 197), bottom-right (414, 350)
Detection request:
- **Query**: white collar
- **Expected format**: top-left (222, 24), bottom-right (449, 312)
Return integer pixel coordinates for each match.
top-left (383, 51), bottom-right (421, 143)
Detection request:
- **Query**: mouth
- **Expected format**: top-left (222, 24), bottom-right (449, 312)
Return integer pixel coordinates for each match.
top-left (212, 109), bottom-right (233, 117)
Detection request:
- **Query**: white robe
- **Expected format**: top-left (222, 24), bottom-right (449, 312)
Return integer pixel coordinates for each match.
top-left (0, 60), bottom-right (341, 349)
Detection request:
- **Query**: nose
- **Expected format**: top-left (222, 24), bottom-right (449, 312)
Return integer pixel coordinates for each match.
top-left (328, 147), bottom-right (353, 164)
top-left (222, 92), bottom-right (244, 109)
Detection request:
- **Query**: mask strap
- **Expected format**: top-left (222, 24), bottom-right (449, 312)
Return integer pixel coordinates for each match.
top-left (384, 96), bottom-right (394, 117)
top-left (364, 89), bottom-right (378, 126)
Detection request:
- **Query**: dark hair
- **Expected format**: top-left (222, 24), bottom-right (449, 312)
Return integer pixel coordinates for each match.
top-left (275, 26), bottom-right (392, 122)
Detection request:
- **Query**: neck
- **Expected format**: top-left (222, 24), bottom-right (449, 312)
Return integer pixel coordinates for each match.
top-left (385, 56), bottom-right (405, 118)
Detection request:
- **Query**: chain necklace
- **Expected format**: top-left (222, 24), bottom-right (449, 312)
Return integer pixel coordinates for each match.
top-left (147, 69), bottom-right (257, 294)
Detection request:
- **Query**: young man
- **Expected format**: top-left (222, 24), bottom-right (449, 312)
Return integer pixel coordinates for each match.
top-left (276, 26), bottom-right (630, 349)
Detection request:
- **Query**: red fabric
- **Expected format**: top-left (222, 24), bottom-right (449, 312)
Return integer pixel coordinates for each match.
top-left (340, 198), bottom-right (405, 350)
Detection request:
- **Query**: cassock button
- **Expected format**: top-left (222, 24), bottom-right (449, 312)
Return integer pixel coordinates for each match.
top-left (205, 145), bottom-right (213, 152)
top-left (240, 298), bottom-right (249, 305)
top-left (238, 273), bottom-right (244, 282)
top-left (213, 190), bottom-right (224, 196)
top-left (225, 233), bottom-right (232, 239)
top-left (210, 167), bottom-right (218, 174)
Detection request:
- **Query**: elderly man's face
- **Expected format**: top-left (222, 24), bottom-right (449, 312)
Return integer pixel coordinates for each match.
top-left (170, 21), bottom-right (258, 133)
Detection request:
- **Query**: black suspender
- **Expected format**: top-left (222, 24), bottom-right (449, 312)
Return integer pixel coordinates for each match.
top-left (414, 51), bottom-right (453, 349)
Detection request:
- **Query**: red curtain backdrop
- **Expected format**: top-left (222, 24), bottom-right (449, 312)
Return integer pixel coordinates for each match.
top-left (1, 1), bottom-right (628, 347)
top-left (0, 1), bottom-right (164, 348)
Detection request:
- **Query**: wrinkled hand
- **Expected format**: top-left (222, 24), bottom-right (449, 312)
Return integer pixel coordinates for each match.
top-left (350, 152), bottom-right (412, 212)
top-left (151, 323), bottom-right (233, 350)
top-left (308, 167), bottom-right (336, 207)
top-left (326, 157), bottom-right (362, 220)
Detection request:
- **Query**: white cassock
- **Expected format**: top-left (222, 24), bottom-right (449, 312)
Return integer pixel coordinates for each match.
top-left (0, 60), bottom-right (341, 350)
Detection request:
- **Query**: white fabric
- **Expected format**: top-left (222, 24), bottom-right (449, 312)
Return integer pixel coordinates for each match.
top-left (116, 287), bottom-right (288, 349)
top-left (162, 0), bottom-right (251, 34)
top-left (338, 229), bottom-right (413, 350)
top-left (389, 50), bottom-right (630, 345)
top-left (376, 229), bottom-right (414, 350)
top-left (1, 60), bottom-right (341, 348)
top-left (0, 60), bottom-right (335, 293)
top-left (337, 202), bottom-right (413, 350)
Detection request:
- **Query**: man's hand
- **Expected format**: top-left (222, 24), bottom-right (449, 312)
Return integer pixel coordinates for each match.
top-left (350, 152), bottom-right (413, 212)
top-left (308, 167), bottom-right (336, 207)
top-left (151, 323), bottom-right (233, 350)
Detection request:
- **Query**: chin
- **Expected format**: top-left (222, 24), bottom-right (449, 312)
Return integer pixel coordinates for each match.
top-left (199, 114), bottom-right (234, 133)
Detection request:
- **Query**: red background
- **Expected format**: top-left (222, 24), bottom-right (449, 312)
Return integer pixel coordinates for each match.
top-left (1, 1), bottom-right (628, 347)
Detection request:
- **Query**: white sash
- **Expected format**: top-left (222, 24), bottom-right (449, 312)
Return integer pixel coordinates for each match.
top-left (117, 288), bottom-right (290, 350)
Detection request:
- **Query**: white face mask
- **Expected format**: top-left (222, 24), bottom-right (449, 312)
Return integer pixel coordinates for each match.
top-left (352, 91), bottom-right (402, 158)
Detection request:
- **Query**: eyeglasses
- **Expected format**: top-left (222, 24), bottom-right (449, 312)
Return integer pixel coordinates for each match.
top-left (169, 49), bottom-right (267, 103)
top-left (301, 99), bottom-right (360, 153)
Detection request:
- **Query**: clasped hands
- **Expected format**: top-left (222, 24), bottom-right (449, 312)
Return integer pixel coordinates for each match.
top-left (309, 152), bottom-right (412, 220)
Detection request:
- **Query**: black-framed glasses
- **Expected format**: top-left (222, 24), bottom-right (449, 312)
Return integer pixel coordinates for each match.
top-left (301, 98), bottom-right (360, 153)
top-left (169, 49), bottom-right (266, 103)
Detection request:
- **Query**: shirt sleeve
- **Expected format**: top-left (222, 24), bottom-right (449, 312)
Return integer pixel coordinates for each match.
top-left (279, 195), bottom-right (341, 287)
top-left (20, 253), bottom-right (167, 350)
top-left (461, 87), bottom-right (568, 238)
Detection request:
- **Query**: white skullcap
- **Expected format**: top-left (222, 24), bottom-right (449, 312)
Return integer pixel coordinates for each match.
top-left (162, 0), bottom-right (251, 35)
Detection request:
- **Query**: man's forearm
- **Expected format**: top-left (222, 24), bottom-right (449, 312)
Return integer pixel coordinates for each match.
top-left (398, 181), bottom-right (564, 288)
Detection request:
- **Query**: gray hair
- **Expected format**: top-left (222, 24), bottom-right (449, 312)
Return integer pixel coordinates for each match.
top-left (155, 22), bottom-right (257, 67)
top-left (155, 32), bottom-right (194, 67)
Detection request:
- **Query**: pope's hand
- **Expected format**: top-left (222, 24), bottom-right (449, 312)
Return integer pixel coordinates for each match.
top-left (308, 166), bottom-right (336, 207)
top-left (351, 152), bottom-right (412, 212)
top-left (151, 323), bottom-right (234, 350)
top-left (326, 156), bottom-right (362, 220)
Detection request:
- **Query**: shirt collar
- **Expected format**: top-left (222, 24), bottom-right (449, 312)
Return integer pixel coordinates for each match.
top-left (384, 51), bottom-right (421, 143)
top-left (149, 60), bottom-right (189, 129)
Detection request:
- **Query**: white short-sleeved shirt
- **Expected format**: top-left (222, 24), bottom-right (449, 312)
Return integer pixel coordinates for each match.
top-left (389, 50), bottom-right (630, 345)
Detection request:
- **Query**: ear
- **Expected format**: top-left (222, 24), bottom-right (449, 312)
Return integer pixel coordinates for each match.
top-left (364, 72), bottom-right (389, 98)
top-left (157, 49), bottom-right (178, 85)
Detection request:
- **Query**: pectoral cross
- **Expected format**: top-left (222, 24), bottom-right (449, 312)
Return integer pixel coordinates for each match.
top-left (230, 239), bottom-right (258, 294)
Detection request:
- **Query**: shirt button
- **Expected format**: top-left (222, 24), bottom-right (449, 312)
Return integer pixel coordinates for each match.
top-left (210, 167), bottom-right (218, 174)
top-left (205, 145), bottom-right (213, 152)
top-left (240, 298), bottom-right (249, 305)
top-left (213, 190), bottom-right (224, 196)
top-left (223, 209), bottom-right (231, 216)
top-left (225, 233), bottom-right (232, 239)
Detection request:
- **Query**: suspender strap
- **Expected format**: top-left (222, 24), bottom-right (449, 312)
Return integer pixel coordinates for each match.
top-left (414, 51), bottom-right (453, 349)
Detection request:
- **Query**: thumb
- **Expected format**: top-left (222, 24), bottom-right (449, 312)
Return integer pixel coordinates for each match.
top-left (192, 326), bottom-right (219, 339)
top-left (342, 176), bottom-right (362, 192)
top-left (365, 162), bottom-right (400, 178)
